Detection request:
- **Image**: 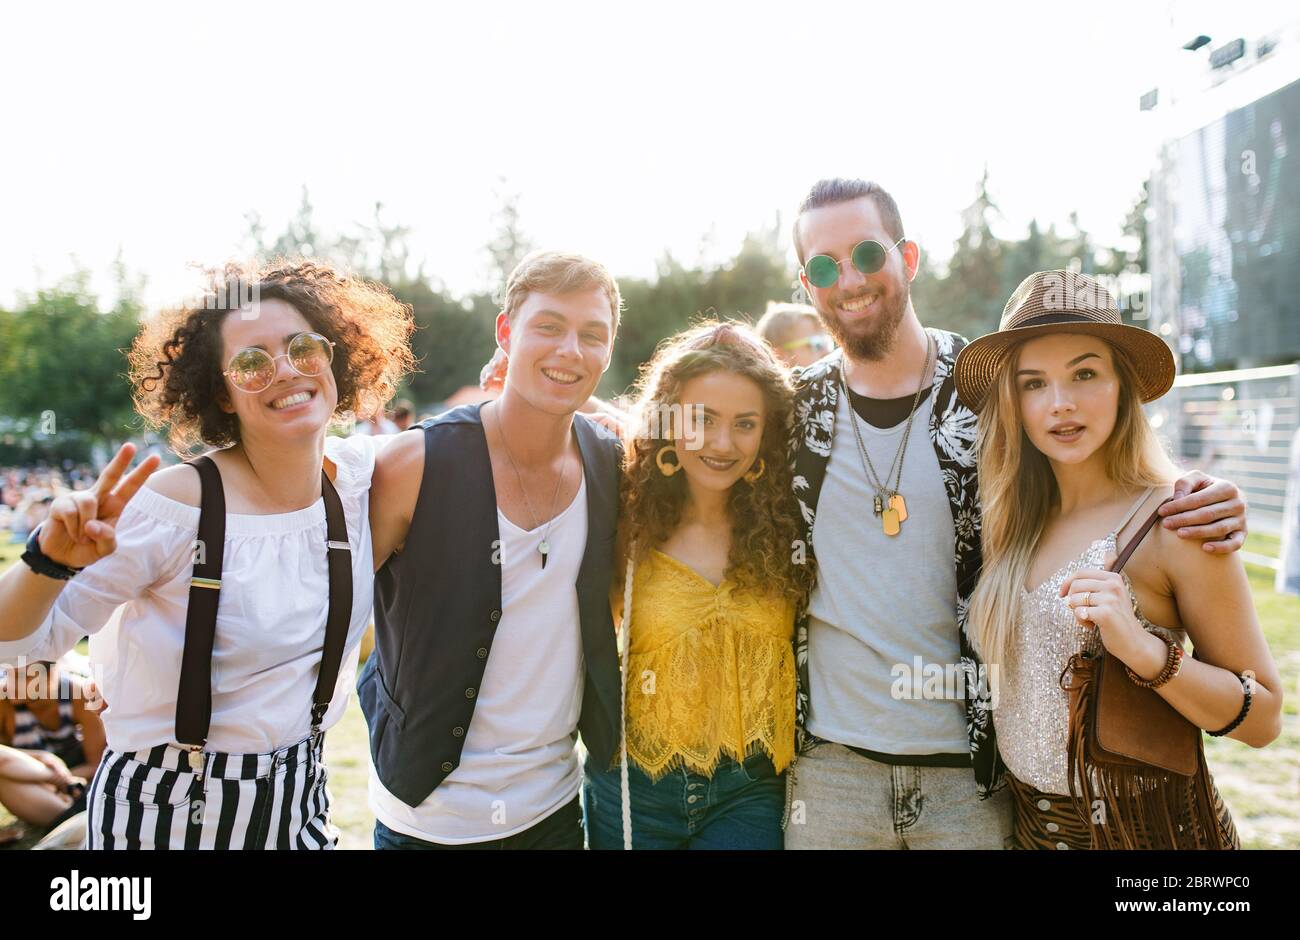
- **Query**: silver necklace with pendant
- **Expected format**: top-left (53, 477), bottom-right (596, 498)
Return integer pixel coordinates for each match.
top-left (838, 333), bottom-right (932, 537)
top-left (492, 406), bottom-right (567, 568)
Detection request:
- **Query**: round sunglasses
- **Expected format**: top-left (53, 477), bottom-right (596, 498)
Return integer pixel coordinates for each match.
top-left (781, 333), bottom-right (834, 356)
top-left (801, 236), bottom-right (906, 289)
top-left (224, 331), bottom-right (335, 394)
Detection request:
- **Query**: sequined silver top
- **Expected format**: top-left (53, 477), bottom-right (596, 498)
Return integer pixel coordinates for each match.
top-left (994, 532), bottom-right (1183, 796)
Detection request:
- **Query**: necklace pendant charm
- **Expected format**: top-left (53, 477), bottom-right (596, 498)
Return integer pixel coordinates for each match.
top-left (539, 540), bottom-right (550, 568)
top-left (889, 493), bottom-right (908, 523)
top-left (872, 494), bottom-right (883, 516)
top-left (882, 507), bottom-right (901, 537)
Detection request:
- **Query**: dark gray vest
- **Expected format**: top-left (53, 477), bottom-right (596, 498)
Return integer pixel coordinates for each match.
top-left (358, 403), bottom-right (622, 807)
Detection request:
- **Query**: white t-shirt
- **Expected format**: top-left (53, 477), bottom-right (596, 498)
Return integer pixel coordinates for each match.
top-left (368, 474), bottom-right (588, 844)
top-left (805, 385), bottom-right (969, 756)
top-left (0, 434), bottom-right (378, 755)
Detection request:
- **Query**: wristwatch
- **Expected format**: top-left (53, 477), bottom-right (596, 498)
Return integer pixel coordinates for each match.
top-left (21, 526), bottom-right (83, 580)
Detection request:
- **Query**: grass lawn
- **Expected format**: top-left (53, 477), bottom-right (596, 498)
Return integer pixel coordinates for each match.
top-left (323, 693), bottom-right (376, 849)
top-left (2, 539), bottom-right (1297, 849)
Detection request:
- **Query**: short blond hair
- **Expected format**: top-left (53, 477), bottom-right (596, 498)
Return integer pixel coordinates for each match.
top-left (754, 301), bottom-right (821, 349)
top-left (501, 250), bottom-right (622, 334)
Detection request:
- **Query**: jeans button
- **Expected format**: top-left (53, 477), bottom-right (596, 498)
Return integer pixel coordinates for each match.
top-left (1046, 822), bottom-right (1060, 833)
top-left (687, 795), bottom-right (699, 804)
top-left (1037, 799), bottom-right (1051, 811)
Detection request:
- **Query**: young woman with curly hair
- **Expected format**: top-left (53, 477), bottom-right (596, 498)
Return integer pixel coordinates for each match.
top-left (0, 259), bottom-right (415, 849)
top-left (583, 320), bottom-right (814, 849)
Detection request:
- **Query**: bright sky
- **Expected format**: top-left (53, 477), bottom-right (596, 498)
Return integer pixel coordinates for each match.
top-left (1, 0), bottom-right (1292, 311)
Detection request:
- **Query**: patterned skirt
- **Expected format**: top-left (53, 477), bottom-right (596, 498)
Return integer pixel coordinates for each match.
top-left (1006, 773), bottom-right (1240, 850)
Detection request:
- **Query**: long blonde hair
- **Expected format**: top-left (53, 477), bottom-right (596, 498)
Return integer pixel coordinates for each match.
top-left (968, 339), bottom-right (1177, 668)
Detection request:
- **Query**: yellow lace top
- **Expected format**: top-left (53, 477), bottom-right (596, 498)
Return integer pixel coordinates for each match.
top-left (621, 548), bottom-right (797, 781)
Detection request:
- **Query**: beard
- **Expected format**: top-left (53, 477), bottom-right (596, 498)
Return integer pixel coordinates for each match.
top-left (816, 280), bottom-right (909, 362)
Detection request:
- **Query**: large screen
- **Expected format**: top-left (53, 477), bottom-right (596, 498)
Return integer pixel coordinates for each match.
top-left (1171, 76), bottom-right (1300, 371)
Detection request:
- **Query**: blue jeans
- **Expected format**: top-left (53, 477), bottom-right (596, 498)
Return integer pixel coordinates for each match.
top-left (373, 796), bottom-right (584, 850)
top-left (583, 752), bottom-right (785, 850)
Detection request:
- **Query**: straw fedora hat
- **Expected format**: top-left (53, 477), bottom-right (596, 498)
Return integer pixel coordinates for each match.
top-left (954, 270), bottom-right (1175, 413)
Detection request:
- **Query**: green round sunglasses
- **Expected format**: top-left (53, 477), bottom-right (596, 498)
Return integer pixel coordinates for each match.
top-left (801, 236), bottom-right (906, 289)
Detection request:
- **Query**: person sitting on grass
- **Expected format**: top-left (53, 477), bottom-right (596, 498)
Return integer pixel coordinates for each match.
top-left (0, 741), bottom-right (86, 841)
top-left (0, 655), bottom-right (104, 841)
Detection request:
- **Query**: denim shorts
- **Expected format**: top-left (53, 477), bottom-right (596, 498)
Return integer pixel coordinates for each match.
top-left (583, 751), bottom-right (785, 850)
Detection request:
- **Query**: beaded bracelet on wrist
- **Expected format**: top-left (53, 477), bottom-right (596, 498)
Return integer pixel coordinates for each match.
top-left (1207, 673), bottom-right (1254, 737)
top-left (1126, 640), bottom-right (1183, 689)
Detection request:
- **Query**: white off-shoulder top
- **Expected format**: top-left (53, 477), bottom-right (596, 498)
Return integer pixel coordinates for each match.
top-left (0, 434), bottom-right (377, 755)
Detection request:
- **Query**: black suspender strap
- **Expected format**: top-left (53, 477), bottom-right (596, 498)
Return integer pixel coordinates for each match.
top-left (175, 456), bottom-right (352, 773)
top-left (176, 456), bottom-right (224, 769)
top-left (314, 468), bottom-right (353, 737)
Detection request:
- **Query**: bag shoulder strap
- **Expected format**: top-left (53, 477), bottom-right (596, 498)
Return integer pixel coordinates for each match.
top-left (618, 550), bottom-right (636, 850)
top-left (1108, 495), bottom-right (1175, 574)
top-left (1114, 486), bottom-right (1156, 533)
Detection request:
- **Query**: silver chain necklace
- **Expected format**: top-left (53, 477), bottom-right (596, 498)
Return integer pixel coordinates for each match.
top-left (490, 405), bottom-right (567, 568)
top-left (838, 333), bottom-right (933, 537)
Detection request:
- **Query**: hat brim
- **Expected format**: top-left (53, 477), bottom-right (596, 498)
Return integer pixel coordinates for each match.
top-left (954, 321), bottom-right (1176, 413)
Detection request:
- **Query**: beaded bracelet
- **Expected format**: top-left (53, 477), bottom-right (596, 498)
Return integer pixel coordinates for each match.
top-left (1207, 673), bottom-right (1254, 737)
top-left (1126, 640), bottom-right (1183, 689)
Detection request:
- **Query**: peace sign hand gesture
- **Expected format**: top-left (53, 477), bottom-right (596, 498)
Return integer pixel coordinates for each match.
top-left (38, 443), bottom-right (162, 570)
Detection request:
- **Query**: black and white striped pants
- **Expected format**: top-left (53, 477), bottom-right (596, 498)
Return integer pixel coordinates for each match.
top-left (85, 735), bottom-right (336, 850)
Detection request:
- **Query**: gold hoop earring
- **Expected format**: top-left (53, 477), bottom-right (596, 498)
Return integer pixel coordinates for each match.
top-left (743, 458), bottom-right (766, 483)
top-left (655, 445), bottom-right (680, 477)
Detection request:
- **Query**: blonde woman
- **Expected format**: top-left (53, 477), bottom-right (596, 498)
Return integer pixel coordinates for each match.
top-left (583, 321), bottom-right (813, 849)
top-left (957, 271), bottom-right (1282, 850)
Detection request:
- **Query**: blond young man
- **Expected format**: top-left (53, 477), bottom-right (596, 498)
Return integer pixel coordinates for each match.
top-left (361, 251), bottom-right (625, 849)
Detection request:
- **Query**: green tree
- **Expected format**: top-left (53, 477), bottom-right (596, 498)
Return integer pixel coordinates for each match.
top-left (608, 220), bottom-right (794, 394)
top-left (394, 279), bottom-right (497, 406)
top-left (485, 185), bottom-right (535, 289)
top-left (922, 168), bottom-right (1006, 339)
top-left (0, 272), bottom-right (140, 461)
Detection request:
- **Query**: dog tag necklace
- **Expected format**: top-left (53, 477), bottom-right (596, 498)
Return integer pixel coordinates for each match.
top-left (839, 334), bottom-right (932, 537)
top-left (491, 406), bottom-right (567, 568)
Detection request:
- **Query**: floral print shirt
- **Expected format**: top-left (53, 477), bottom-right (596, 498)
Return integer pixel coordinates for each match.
top-left (787, 328), bottom-right (1005, 797)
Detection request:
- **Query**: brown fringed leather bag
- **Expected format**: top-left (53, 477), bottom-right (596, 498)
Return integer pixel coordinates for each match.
top-left (1058, 501), bottom-right (1232, 849)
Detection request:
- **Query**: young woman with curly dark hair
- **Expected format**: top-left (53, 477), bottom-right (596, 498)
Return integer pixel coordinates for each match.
top-left (583, 320), bottom-right (814, 849)
top-left (0, 259), bottom-right (415, 849)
